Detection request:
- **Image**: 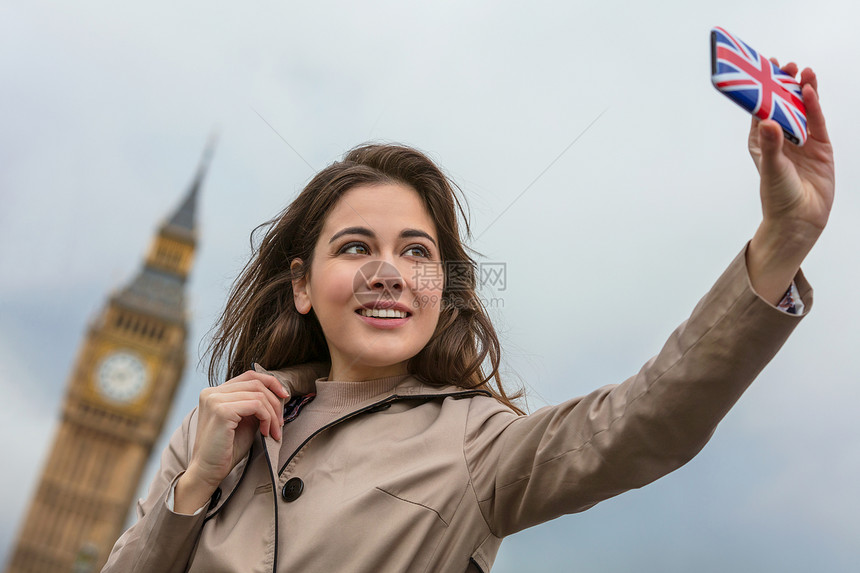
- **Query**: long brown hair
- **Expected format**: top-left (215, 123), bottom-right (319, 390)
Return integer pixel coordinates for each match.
top-left (206, 143), bottom-right (524, 414)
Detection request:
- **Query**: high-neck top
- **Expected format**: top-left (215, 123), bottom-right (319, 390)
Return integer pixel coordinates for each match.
top-left (278, 374), bottom-right (410, 466)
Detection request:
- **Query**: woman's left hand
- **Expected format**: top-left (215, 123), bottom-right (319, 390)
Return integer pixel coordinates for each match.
top-left (746, 62), bottom-right (835, 304)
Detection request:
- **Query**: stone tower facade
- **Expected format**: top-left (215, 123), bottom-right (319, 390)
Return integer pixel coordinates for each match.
top-left (5, 147), bottom-right (211, 573)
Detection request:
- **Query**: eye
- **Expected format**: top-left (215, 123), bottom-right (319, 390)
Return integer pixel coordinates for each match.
top-left (339, 241), bottom-right (370, 255)
top-left (404, 244), bottom-right (432, 258)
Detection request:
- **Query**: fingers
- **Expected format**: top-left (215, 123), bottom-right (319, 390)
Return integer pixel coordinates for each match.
top-left (228, 369), bottom-right (290, 400)
top-left (802, 82), bottom-right (829, 144)
top-left (211, 395), bottom-right (282, 440)
top-left (205, 385), bottom-right (284, 439)
top-left (800, 66), bottom-right (818, 93)
top-left (188, 372), bottom-right (289, 487)
top-left (201, 371), bottom-right (289, 440)
top-left (767, 60), bottom-right (827, 144)
top-left (795, 68), bottom-right (828, 143)
top-left (769, 57), bottom-right (799, 79)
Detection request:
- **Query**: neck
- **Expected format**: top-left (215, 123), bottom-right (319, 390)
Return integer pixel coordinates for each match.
top-left (327, 360), bottom-right (408, 382)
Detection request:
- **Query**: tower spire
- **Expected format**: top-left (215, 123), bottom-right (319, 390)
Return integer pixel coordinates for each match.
top-left (164, 133), bottom-right (217, 239)
top-left (114, 137), bottom-right (216, 322)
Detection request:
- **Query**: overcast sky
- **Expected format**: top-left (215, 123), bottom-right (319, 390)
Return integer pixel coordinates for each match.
top-left (2, 1), bottom-right (858, 571)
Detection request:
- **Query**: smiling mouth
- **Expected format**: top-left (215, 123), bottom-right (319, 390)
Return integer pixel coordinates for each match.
top-left (356, 308), bottom-right (410, 319)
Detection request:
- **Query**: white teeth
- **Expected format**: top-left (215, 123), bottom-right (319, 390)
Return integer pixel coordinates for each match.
top-left (359, 308), bottom-right (407, 318)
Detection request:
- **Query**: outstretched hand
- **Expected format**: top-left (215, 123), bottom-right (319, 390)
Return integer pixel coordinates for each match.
top-left (746, 62), bottom-right (835, 305)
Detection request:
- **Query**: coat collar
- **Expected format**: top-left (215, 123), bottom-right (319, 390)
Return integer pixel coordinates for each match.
top-left (205, 362), bottom-right (490, 519)
top-left (256, 362), bottom-right (492, 403)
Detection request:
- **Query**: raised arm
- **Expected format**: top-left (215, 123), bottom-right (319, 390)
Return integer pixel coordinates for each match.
top-left (464, 65), bottom-right (833, 539)
top-left (466, 244), bottom-right (812, 537)
top-left (746, 64), bottom-right (834, 304)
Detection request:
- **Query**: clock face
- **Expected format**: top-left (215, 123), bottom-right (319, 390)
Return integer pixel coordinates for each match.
top-left (95, 351), bottom-right (149, 404)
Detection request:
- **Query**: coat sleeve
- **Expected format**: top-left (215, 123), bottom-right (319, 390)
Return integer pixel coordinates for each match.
top-left (101, 409), bottom-right (206, 573)
top-left (102, 363), bottom-right (325, 572)
top-left (463, 246), bottom-right (813, 538)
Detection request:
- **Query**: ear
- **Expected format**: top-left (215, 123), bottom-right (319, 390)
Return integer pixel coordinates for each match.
top-left (291, 258), bottom-right (312, 314)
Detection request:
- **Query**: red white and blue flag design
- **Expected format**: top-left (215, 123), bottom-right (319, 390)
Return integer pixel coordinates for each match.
top-left (711, 27), bottom-right (807, 145)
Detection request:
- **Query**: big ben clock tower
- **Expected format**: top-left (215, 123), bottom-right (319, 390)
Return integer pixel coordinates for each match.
top-left (5, 145), bottom-right (213, 573)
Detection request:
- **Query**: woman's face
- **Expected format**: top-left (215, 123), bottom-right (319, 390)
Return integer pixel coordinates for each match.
top-left (292, 183), bottom-right (444, 381)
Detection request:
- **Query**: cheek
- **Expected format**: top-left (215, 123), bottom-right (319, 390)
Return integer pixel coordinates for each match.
top-left (309, 267), bottom-right (357, 313)
top-left (408, 262), bottom-right (445, 314)
top-left (409, 262), bottom-right (444, 291)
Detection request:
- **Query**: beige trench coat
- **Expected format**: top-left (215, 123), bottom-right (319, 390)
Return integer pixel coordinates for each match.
top-left (103, 248), bottom-right (811, 572)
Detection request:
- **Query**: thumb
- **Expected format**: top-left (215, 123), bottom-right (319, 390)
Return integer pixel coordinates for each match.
top-left (758, 120), bottom-right (786, 178)
top-left (758, 120), bottom-right (790, 184)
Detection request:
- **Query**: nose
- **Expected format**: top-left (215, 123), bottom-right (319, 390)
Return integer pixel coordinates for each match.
top-left (367, 261), bottom-right (403, 293)
top-left (353, 261), bottom-right (404, 304)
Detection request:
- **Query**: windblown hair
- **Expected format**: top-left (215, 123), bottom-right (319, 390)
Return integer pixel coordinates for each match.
top-left (206, 143), bottom-right (524, 414)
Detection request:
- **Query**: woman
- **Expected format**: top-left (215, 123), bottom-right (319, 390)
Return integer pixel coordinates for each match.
top-left (103, 63), bottom-right (833, 572)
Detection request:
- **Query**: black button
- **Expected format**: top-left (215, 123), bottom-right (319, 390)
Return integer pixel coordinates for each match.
top-left (209, 487), bottom-right (222, 507)
top-left (281, 477), bottom-right (304, 502)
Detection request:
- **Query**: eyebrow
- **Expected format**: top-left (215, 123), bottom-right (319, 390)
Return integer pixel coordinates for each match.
top-left (328, 226), bottom-right (437, 247)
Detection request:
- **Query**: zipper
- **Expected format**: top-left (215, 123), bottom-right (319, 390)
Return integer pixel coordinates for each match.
top-left (278, 389), bottom-right (489, 476)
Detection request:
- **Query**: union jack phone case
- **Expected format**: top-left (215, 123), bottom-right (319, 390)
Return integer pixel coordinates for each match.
top-left (710, 27), bottom-right (807, 145)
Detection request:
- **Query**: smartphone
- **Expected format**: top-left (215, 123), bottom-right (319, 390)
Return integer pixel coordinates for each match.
top-left (710, 27), bottom-right (807, 145)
